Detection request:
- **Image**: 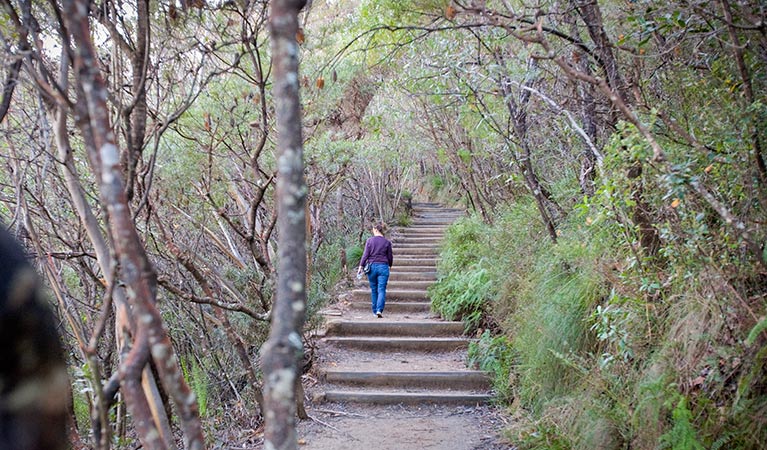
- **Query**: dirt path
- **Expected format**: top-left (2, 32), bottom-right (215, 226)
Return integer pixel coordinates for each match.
top-left (293, 403), bottom-right (509, 450)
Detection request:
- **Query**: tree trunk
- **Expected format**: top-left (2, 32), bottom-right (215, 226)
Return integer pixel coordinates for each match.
top-left (124, 0), bottom-right (150, 201)
top-left (262, 1), bottom-right (309, 449)
top-left (62, 1), bottom-right (206, 448)
top-left (718, 0), bottom-right (767, 185)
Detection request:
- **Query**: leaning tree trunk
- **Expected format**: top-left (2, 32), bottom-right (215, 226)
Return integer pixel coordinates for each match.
top-left (261, 1), bottom-right (309, 450)
top-left (61, 1), bottom-right (206, 449)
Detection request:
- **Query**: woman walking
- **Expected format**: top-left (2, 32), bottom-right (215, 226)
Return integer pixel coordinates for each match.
top-left (357, 222), bottom-right (393, 318)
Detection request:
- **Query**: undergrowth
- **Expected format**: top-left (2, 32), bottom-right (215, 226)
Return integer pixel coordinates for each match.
top-left (431, 195), bottom-right (767, 450)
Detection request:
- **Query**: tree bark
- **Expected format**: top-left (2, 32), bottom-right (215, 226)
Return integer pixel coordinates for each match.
top-left (262, 0), bottom-right (309, 449)
top-left (61, 1), bottom-right (206, 448)
top-left (718, 0), bottom-right (767, 185)
top-left (124, 0), bottom-right (150, 201)
top-left (498, 56), bottom-right (559, 242)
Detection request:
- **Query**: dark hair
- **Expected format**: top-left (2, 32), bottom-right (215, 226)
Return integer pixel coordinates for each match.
top-left (372, 222), bottom-right (387, 233)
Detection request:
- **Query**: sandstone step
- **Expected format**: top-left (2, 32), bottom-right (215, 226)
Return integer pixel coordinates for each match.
top-left (413, 203), bottom-right (465, 214)
top-left (394, 248), bottom-right (438, 257)
top-left (411, 218), bottom-right (460, 223)
top-left (394, 258), bottom-right (438, 266)
top-left (319, 390), bottom-right (492, 405)
top-left (395, 244), bottom-right (441, 250)
top-left (394, 228), bottom-right (448, 234)
top-left (395, 237), bottom-right (443, 243)
top-left (325, 320), bottom-right (464, 337)
top-left (348, 301), bottom-right (431, 313)
top-left (387, 273), bottom-right (437, 282)
top-left (390, 265), bottom-right (438, 273)
top-left (323, 370), bottom-right (491, 390)
top-left (351, 289), bottom-right (428, 301)
top-left (323, 336), bottom-right (470, 351)
top-left (385, 280), bottom-right (433, 289)
top-left (410, 217), bottom-right (460, 221)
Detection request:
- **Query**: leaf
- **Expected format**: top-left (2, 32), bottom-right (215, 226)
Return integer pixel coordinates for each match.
top-left (296, 28), bottom-right (305, 44)
top-left (445, 5), bottom-right (457, 19)
top-left (671, 198), bottom-right (681, 208)
top-left (745, 316), bottom-right (767, 346)
top-left (316, 77), bottom-right (325, 89)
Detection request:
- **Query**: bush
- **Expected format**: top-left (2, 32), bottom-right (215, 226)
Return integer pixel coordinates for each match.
top-left (430, 265), bottom-right (491, 332)
top-left (428, 215), bottom-right (491, 331)
top-left (468, 330), bottom-right (514, 402)
top-left (346, 244), bottom-right (363, 268)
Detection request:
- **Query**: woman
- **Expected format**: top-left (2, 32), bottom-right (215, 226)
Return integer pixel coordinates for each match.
top-left (357, 222), bottom-right (393, 318)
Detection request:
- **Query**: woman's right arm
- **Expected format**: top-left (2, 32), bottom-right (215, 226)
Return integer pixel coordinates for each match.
top-left (358, 240), bottom-right (370, 271)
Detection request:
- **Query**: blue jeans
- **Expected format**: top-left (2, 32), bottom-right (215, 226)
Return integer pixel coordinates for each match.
top-left (366, 263), bottom-right (390, 314)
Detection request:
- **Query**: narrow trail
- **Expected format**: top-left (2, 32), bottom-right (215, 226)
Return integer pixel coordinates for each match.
top-left (294, 203), bottom-right (510, 450)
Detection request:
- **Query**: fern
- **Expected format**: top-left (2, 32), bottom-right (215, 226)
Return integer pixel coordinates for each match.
top-left (660, 397), bottom-right (705, 450)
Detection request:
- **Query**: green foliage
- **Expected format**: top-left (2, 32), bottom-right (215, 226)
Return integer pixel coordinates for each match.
top-left (660, 396), bottom-right (705, 450)
top-left (428, 215), bottom-right (492, 331)
top-left (435, 215), bottom-right (484, 272)
top-left (468, 331), bottom-right (514, 402)
top-left (346, 244), bottom-right (363, 268)
top-left (513, 256), bottom-right (604, 410)
top-left (71, 373), bottom-right (91, 433)
top-left (745, 317), bottom-right (767, 346)
top-left (394, 211), bottom-right (412, 227)
top-left (182, 358), bottom-right (209, 417)
top-left (511, 420), bottom-right (572, 450)
top-left (429, 264), bottom-right (490, 332)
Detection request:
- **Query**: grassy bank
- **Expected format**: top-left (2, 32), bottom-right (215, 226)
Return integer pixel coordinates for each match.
top-left (430, 199), bottom-right (766, 449)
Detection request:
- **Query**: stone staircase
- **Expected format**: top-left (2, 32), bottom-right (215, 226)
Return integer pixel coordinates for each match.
top-left (316, 203), bottom-right (493, 405)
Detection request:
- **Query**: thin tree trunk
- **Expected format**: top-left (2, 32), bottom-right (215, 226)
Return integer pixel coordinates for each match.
top-left (160, 227), bottom-right (266, 414)
top-left (62, 1), bottom-right (206, 448)
top-left (262, 1), bottom-right (309, 450)
top-left (718, 0), bottom-right (767, 184)
top-left (124, 0), bottom-right (150, 201)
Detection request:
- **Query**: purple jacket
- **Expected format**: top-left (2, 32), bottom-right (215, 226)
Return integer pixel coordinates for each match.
top-left (359, 235), bottom-right (393, 267)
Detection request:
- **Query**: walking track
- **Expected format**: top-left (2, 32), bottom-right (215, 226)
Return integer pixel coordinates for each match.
top-left (291, 203), bottom-right (510, 450)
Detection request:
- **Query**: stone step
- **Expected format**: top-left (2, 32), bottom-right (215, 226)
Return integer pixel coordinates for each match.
top-left (411, 218), bottom-right (460, 224)
top-left (387, 272), bottom-right (437, 281)
top-left (394, 248), bottom-right (438, 256)
top-left (396, 235), bottom-right (444, 241)
top-left (394, 238), bottom-right (442, 244)
top-left (394, 258), bottom-right (438, 266)
top-left (395, 246), bottom-right (438, 251)
top-left (325, 320), bottom-right (464, 337)
top-left (319, 390), bottom-right (492, 405)
top-left (323, 336), bottom-right (470, 351)
top-left (390, 265), bottom-right (438, 273)
top-left (385, 280), bottom-right (433, 290)
top-left (348, 301), bottom-right (431, 313)
top-left (323, 370), bottom-right (491, 390)
top-left (351, 289), bottom-right (428, 301)
top-left (394, 228), bottom-right (448, 234)
top-left (412, 206), bottom-right (463, 213)
top-left (406, 222), bottom-right (452, 227)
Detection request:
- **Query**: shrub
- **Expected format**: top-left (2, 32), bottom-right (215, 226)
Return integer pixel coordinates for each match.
top-left (468, 330), bottom-right (514, 402)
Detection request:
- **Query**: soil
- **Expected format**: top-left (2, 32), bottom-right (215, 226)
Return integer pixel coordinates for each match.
top-left (291, 402), bottom-right (512, 450)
